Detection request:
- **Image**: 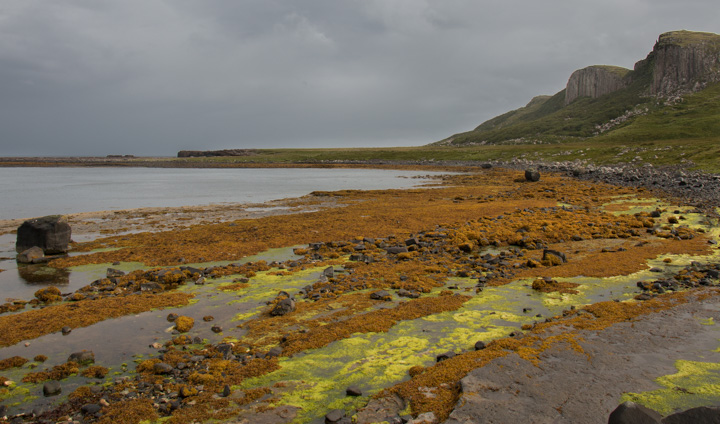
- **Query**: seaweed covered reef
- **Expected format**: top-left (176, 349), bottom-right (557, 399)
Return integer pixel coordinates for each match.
top-left (1, 167), bottom-right (719, 423)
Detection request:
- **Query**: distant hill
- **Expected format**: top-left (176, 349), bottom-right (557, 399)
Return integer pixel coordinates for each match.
top-left (438, 30), bottom-right (720, 146)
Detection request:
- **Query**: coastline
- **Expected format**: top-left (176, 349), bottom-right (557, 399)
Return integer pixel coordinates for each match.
top-left (1, 164), bottom-right (719, 423)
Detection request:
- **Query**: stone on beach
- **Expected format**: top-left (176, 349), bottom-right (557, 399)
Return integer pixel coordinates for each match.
top-left (175, 316), bottom-right (195, 333)
top-left (42, 381), bottom-right (62, 397)
top-left (270, 297), bottom-right (296, 316)
top-left (16, 215), bottom-right (72, 255)
top-left (68, 350), bottom-right (95, 365)
top-left (524, 168), bottom-right (541, 182)
top-left (16, 246), bottom-right (45, 264)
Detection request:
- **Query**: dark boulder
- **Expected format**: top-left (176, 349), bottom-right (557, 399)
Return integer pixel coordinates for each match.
top-left (270, 298), bottom-right (296, 316)
top-left (43, 381), bottom-right (62, 397)
top-left (370, 290), bottom-right (392, 301)
top-left (346, 386), bottom-right (362, 396)
top-left (222, 384), bottom-right (232, 397)
top-left (543, 249), bottom-right (567, 264)
top-left (153, 363), bottom-right (173, 374)
top-left (436, 351), bottom-right (456, 362)
top-left (386, 246), bottom-right (409, 254)
top-left (525, 169), bottom-right (541, 182)
top-left (81, 403), bottom-right (102, 415)
top-left (662, 406), bottom-right (720, 424)
top-left (267, 346), bottom-right (283, 357)
top-left (106, 268), bottom-right (125, 278)
top-left (397, 289), bottom-right (420, 299)
top-left (16, 215), bottom-right (71, 255)
top-left (608, 401), bottom-right (661, 424)
top-left (68, 350), bottom-right (95, 365)
top-left (474, 341), bottom-right (487, 351)
top-left (325, 409), bottom-right (345, 424)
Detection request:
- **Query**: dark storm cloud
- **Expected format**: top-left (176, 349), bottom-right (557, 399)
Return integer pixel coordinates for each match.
top-left (0, 0), bottom-right (718, 156)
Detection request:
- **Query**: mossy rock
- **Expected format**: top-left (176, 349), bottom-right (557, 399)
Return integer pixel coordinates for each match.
top-left (34, 286), bottom-right (62, 303)
top-left (175, 316), bottom-right (195, 333)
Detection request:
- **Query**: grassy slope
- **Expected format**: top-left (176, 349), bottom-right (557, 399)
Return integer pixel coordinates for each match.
top-left (443, 59), bottom-right (654, 145)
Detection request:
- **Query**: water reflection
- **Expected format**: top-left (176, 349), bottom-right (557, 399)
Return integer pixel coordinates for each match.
top-left (17, 264), bottom-right (70, 286)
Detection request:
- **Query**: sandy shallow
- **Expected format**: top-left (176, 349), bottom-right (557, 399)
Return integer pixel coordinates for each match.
top-left (0, 195), bottom-right (340, 243)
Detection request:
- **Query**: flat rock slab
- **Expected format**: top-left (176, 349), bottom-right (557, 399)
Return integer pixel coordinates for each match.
top-left (444, 292), bottom-right (720, 424)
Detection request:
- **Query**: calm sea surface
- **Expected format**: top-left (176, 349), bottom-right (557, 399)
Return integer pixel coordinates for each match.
top-left (0, 166), bottom-right (451, 300)
top-left (0, 167), bottom-right (449, 220)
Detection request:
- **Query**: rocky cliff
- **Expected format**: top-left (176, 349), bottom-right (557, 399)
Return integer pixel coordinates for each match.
top-left (564, 65), bottom-right (630, 105)
top-left (564, 31), bottom-right (720, 104)
top-left (645, 30), bottom-right (720, 96)
top-left (441, 30), bottom-right (720, 146)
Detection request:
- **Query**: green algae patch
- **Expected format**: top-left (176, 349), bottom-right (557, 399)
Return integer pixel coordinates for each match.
top-left (230, 267), bottom-right (321, 303)
top-left (240, 333), bottom-right (434, 423)
top-left (601, 195), bottom-right (662, 216)
top-left (622, 360), bottom-right (720, 415)
top-left (699, 317), bottom-right (716, 326)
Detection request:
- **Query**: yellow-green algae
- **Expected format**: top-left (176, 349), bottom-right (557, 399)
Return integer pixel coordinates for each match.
top-left (699, 317), bottom-right (715, 326)
top-left (235, 272), bottom-right (660, 423)
top-left (622, 360), bottom-right (720, 415)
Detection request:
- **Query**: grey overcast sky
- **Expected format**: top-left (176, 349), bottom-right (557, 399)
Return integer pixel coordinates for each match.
top-left (0, 1), bottom-right (718, 156)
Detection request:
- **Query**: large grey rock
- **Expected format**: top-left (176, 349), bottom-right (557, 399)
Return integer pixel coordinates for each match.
top-left (16, 215), bottom-right (71, 255)
top-left (662, 406), bottom-right (720, 424)
top-left (608, 401), bottom-right (662, 424)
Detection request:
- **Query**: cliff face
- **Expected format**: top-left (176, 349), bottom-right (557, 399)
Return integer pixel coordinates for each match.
top-left (648, 31), bottom-right (720, 96)
top-left (564, 66), bottom-right (630, 105)
top-left (564, 31), bottom-right (720, 104)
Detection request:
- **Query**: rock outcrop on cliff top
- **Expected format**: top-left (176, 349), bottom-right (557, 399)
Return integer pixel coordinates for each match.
top-left (565, 31), bottom-right (720, 104)
top-left (646, 30), bottom-right (720, 96)
top-left (564, 65), bottom-right (631, 105)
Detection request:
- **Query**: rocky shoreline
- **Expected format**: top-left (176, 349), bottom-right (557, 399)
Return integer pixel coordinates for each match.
top-left (3, 155), bottom-right (717, 210)
top-left (1, 166), bottom-right (719, 424)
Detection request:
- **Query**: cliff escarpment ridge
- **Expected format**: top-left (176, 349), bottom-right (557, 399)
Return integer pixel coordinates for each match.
top-left (566, 31), bottom-right (720, 104)
top-left (441, 30), bottom-right (720, 147)
top-left (648, 30), bottom-right (720, 95)
top-left (564, 65), bottom-right (631, 105)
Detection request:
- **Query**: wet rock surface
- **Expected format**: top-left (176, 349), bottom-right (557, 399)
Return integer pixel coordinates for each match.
top-left (443, 290), bottom-right (720, 424)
